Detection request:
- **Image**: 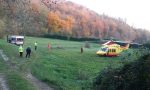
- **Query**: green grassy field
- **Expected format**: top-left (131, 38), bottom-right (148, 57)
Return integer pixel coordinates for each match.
top-left (0, 36), bottom-right (142, 90)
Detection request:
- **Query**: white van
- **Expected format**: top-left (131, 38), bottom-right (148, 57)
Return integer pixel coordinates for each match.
top-left (8, 35), bottom-right (24, 45)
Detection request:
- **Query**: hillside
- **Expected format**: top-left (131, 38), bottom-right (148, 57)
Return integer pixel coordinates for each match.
top-left (0, 0), bottom-right (150, 42)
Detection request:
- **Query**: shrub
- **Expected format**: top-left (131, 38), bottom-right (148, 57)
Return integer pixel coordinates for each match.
top-left (93, 54), bottom-right (150, 90)
top-left (84, 41), bottom-right (90, 48)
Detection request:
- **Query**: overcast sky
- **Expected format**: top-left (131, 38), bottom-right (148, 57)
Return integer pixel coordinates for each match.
top-left (68, 0), bottom-right (150, 31)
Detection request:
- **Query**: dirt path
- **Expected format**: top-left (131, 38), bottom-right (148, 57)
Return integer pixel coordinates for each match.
top-left (0, 50), bottom-right (9, 62)
top-left (26, 73), bottom-right (54, 90)
top-left (0, 50), bottom-right (10, 90)
top-left (0, 74), bottom-right (9, 90)
top-left (0, 49), bottom-right (54, 90)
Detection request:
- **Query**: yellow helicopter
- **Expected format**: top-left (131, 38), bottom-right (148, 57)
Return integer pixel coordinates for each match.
top-left (96, 41), bottom-right (130, 56)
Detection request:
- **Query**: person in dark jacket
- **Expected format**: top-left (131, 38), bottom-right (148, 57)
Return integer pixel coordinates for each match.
top-left (26, 47), bottom-right (31, 58)
top-left (81, 47), bottom-right (83, 54)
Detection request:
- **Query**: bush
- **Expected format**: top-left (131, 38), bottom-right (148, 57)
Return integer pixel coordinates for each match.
top-left (93, 54), bottom-right (150, 90)
top-left (43, 34), bottom-right (100, 42)
top-left (84, 41), bottom-right (90, 48)
top-left (143, 43), bottom-right (150, 49)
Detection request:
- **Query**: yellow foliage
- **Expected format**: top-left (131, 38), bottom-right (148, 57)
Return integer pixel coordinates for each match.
top-left (48, 12), bottom-right (75, 34)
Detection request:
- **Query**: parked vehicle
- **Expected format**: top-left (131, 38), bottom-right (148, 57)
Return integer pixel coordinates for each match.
top-left (8, 35), bottom-right (24, 45)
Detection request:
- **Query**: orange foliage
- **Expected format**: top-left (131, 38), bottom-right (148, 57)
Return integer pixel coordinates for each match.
top-left (48, 12), bottom-right (75, 35)
top-left (48, 12), bottom-right (62, 33)
top-left (45, 1), bottom-right (150, 41)
top-left (65, 16), bottom-right (75, 34)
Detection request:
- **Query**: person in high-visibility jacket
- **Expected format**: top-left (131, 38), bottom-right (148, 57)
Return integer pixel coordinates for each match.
top-left (19, 45), bottom-right (24, 57)
top-left (34, 41), bottom-right (37, 50)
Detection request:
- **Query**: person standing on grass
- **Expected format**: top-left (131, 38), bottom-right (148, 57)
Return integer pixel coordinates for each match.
top-left (48, 42), bottom-right (51, 51)
top-left (34, 41), bottom-right (38, 50)
top-left (81, 47), bottom-right (83, 53)
top-left (19, 45), bottom-right (24, 57)
top-left (26, 46), bottom-right (31, 58)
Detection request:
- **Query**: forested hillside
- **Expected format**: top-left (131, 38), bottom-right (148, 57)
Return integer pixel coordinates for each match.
top-left (0, 0), bottom-right (150, 43)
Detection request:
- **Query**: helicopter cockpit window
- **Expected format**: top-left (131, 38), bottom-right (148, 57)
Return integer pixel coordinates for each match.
top-left (101, 47), bottom-right (108, 52)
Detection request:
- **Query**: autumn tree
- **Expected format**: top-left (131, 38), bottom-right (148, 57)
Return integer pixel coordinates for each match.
top-left (41, 0), bottom-right (65, 11)
top-left (47, 11), bottom-right (75, 38)
top-left (80, 18), bottom-right (89, 37)
top-left (0, 19), bottom-right (6, 38)
top-left (0, 0), bottom-right (65, 36)
top-left (64, 16), bottom-right (75, 39)
top-left (0, 0), bottom-right (6, 38)
top-left (47, 12), bottom-right (63, 34)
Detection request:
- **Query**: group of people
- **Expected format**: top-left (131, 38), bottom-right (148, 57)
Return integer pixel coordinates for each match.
top-left (19, 41), bottom-right (37, 58)
top-left (18, 41), bottom-right (83, 58)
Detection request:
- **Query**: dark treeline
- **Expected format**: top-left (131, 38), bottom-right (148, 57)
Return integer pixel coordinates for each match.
top-left (43, 34), bottom-right (100, 42)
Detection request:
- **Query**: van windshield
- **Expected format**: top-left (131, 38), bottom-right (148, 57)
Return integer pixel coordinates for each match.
top-left (11, 38), bottom-right (16, 41)
top-left (17, 38), bottom-right (23, 41)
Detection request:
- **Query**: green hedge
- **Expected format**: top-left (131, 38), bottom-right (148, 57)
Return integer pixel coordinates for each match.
top-left (93, 54), bottom-right (150, 90)
top-left (43, 34), bottom-right (101, 42)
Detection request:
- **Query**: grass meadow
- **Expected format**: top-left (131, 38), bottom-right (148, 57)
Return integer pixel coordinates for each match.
top-left (0, 36), bottom-right (142, 90)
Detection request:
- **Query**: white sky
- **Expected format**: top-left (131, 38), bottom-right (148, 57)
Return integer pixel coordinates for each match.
top-left (68, 0), bottom-right (150, 31)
